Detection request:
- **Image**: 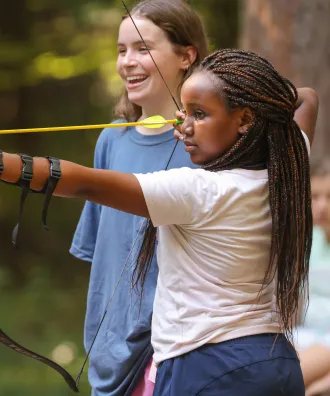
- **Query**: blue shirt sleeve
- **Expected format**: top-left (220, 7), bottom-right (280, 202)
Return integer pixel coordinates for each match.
top-left (69, 128), bottom-right (111, 262)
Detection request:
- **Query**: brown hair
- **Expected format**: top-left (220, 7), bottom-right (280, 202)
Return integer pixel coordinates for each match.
top-left (114, 0), bottom-right (209, 121)
top-left (136, 49), bottom-right (313, 340)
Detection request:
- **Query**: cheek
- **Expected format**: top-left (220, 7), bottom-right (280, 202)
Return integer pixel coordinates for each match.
top-left (139, 56), bottom-right (157, 74)
top-left (116, 58), bottom-right (124, 76)
top-left (200, 133), bottom-right (234, 159)
top-left (212, 123), bottom-right (239, 152)
top-left (147, 53), bottom-right (179, 79)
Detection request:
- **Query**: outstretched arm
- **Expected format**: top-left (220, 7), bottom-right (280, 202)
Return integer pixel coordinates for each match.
top-left (1, 152), bottom-right (150, 218)
top-left (294, 87), bottom-right (319, 146)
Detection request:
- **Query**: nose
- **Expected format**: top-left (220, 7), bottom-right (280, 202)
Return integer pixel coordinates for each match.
top-left (181, 118), bottom-right (194, 138)
top-left (122, 50), bottom-right (138, 69)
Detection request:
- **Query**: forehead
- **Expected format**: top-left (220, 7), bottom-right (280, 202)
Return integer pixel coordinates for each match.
top-left (181, 72), bottom-right (221, 103)
top-left (117, 16), bottom-right (166, 44)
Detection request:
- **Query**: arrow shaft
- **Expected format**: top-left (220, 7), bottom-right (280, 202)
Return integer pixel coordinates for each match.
top-left (0, 119), bottom-right (179, 135)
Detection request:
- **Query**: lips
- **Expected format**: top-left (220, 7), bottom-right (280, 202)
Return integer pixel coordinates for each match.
top-left (184, 140), bottom-right (196, 147)
top-left (126, 75), bottom-right (148, 86)
top-left (184, 140), bottom-right (197, 153)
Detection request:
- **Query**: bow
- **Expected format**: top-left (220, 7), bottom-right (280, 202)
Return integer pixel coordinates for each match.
top-left (0, 0), bottom-right (182, 391)
top-left (0, 328), bottom-right (78, 392)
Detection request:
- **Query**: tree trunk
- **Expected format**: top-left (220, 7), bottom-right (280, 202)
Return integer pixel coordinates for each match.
top-left (240, 0), bottom-right (330, 160)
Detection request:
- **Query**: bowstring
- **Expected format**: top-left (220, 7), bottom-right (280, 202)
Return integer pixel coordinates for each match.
top-left (75, 0), bottom-right (182, 386)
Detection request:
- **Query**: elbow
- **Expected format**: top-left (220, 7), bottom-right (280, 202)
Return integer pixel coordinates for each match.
top-left (303, 88), bottom-right (319, 108)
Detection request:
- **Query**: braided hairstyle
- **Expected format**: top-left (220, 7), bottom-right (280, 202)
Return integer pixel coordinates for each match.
top-left (135, 49), bottom-right (312, 338)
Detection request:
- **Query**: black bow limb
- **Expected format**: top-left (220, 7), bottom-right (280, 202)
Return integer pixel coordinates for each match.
top-left (0, 328), bottom-right (79, 392)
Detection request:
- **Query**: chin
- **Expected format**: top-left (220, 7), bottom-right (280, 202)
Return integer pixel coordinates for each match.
top-left (127, 93), bottom-right (144, 105)
top-left (191, 152), bottom-right (223, 166)
top-left (316, 218), bottom-right (330, 227)
top-left (189, 155), bottom-right (208, 166)
top-left (127, 92), bottom-right (153, 108)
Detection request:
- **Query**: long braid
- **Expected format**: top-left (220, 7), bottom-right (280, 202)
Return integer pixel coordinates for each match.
top-left (134, 49), bottom-right (312, 339)
top-left (199, 49), bottom-right (312, 338)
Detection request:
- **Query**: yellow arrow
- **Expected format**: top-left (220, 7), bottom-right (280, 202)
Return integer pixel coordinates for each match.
top-left (0, 115), bottom-right (182, 135)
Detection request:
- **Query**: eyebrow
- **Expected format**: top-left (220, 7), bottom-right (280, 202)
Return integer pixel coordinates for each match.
top-left (117, 40), bottom-right (154, 47)
top-left (186, 102), bottom-right (205, 108)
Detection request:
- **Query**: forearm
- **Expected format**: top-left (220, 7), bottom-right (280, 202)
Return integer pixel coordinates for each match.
top-left (1, 152), bottom-right (149, 217)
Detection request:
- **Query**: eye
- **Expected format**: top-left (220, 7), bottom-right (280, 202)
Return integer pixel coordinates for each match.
top-left (194, 110), bottom-right (205, 120)
top-left (118, 48), bottom-right (126, 54)
top-left (139, 47), bottom-right (149, 53)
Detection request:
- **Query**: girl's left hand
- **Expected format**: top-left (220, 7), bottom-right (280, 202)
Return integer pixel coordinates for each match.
top-left (173, 110), bottom-right (185, 141)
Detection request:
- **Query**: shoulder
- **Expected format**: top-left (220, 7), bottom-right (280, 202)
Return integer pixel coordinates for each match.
top-left (161, 167), bottom-right (215, 182)
top-left (96, 119), bottom-right (127, 147)
top-left (136, 168), bottom-right (214, 194)
top-left (164, 167), bottom-right (250, 186)
top-left (139, 167), bottom-right (256, 194)
top-left (162, 168), bottom-right (238, 199)
top-left (94, 120), bottom-right (128, 161)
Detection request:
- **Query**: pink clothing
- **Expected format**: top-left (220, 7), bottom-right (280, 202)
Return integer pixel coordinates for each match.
top-left (131, 359), bottom-right (155, 396)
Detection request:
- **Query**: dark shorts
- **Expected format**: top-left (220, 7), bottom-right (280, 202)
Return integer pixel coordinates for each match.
top-left (153, 333), bottom-right (304, 396)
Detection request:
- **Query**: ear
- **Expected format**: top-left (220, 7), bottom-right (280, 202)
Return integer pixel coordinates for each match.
top-left (237, 108), bottom-right (254, 135)
top-left (181, 46), bottom-right (197, 70)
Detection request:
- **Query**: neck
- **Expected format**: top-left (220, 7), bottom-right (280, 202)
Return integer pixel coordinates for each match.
top-left (136, 96), bottom-right (180, 136)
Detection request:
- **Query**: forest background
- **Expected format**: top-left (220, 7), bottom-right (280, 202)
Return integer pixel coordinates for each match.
top-left (0, 0), bottom-right (329, 394)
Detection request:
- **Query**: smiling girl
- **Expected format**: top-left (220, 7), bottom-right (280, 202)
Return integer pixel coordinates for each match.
top-left (68, 0), bottom-right (208, 395)
top-left (0, 48), bottom-right (318, 395)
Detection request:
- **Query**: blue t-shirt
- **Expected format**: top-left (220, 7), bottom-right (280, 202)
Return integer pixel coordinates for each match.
top-left (70, 123), bottom-right (196, 395)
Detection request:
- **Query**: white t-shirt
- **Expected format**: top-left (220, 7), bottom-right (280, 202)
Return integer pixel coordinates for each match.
top-left (135, 131), bottom-right (310, 365)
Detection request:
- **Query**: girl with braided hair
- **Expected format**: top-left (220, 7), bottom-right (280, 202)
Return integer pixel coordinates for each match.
top-left (0, 48), bottom-right (318, 395)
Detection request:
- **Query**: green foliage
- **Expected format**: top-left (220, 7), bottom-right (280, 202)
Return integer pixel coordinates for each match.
top-left (0, 0), bottom-right (238, 394)
top-left (0, 284), bottom-right (91, 395)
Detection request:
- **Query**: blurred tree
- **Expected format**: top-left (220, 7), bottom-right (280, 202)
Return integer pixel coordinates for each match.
top-left (190, 0), bottom-right (239, 50)
top-left (241, 0), bottom-right (330, 160)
